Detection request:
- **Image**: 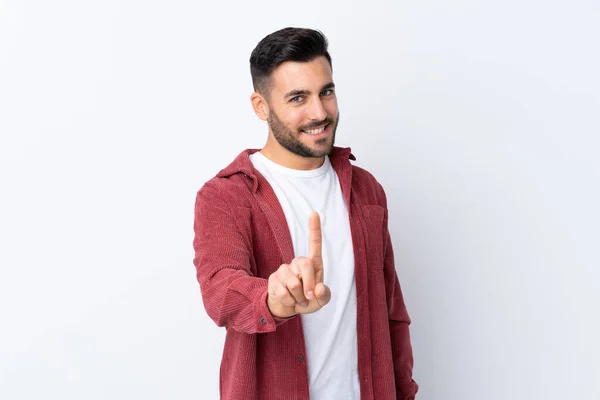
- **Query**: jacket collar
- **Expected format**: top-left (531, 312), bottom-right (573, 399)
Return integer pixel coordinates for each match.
top-left (216, 147), bottom-right (356, 262)
top-left (216, 146), bottom-right (356, 179)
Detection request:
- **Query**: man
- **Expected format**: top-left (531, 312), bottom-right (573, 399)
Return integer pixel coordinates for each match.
top-left (193, 27), bottom-right (418, 400)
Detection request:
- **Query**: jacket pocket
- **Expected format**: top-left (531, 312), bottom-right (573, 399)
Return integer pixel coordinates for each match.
top-left (361, 204), bottom-right (386, 270)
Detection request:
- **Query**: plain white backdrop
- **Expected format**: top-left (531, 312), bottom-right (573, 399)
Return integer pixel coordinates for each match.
top-left (1, 0), bottom-right (599, 399)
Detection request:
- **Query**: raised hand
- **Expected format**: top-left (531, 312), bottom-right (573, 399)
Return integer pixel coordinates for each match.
top-left (267, 211), bottom-right (331, 318)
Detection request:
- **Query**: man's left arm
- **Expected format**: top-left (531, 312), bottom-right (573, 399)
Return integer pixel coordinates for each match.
top-left (379, 185), bottom-right (419, 399)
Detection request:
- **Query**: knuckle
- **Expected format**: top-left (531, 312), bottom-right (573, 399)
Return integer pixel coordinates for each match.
top-left (275, 287), bottom-right (288, 298)
top-left (287, 280), bottom-right (302, 291)
top-left (294, 257), bottom-right (312, 268)
top-left (278, 263), bottom-right (289, 272)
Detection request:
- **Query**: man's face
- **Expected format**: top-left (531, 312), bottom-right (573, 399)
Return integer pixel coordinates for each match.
top-left (265, 56), bottom-right (339, 158)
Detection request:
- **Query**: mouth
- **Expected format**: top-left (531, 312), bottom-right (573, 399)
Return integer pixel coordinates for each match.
top-left (301, 124), bottom-right (329, 137)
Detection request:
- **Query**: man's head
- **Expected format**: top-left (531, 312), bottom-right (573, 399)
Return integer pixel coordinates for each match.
top-left (250, 28), bottom-right (339, 164)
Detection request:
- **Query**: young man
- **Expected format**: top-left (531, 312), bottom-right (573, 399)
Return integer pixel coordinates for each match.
top-left (193, 27), bottom-right (418, 400)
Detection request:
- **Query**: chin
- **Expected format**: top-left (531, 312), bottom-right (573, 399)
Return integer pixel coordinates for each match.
top-left (311, 142), bottom-right (334, 157)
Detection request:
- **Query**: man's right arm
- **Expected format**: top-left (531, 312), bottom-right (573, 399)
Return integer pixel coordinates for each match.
top-left (193, 181), bottom-right (294, 334)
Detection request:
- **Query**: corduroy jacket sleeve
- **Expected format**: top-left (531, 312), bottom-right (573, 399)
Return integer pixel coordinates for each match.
top-left (379, 186), bottom-right (419, 400)
top-left (193, 180), bottom-right (290, 334)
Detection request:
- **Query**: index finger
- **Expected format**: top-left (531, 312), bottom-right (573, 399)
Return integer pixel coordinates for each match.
top-left (308, 211), bottom-right (323, 275)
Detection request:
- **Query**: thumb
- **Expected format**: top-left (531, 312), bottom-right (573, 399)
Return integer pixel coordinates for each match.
top-left (314, 282), bottom-right (331, 308)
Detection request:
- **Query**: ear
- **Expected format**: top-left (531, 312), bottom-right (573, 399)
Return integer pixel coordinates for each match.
top-left (250, 92), bottom-right (269, 121)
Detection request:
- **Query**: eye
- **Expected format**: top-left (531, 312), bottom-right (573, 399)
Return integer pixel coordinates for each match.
top-left (320, 89), bottom-right (334, 96)
top-left (290, 96), bottom-right (303, 103)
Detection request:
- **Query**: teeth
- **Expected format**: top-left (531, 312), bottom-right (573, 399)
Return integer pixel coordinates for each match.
top-left (303, 125), bottom-right (327, 135)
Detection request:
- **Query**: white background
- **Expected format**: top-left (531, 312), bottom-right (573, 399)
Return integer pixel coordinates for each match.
top-left (1, 1), bottom-right (599, 399)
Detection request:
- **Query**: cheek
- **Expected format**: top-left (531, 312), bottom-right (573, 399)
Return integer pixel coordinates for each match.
top-left (286, 109), bottom-right (306, 129)
top-left (324, 99), bottom-right (338, 117)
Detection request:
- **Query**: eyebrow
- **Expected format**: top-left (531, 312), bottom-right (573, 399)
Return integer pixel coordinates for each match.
top-left (284, 82), bottom-right (335, 99)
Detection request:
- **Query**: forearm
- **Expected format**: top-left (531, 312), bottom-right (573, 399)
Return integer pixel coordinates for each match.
top-left (383, 224), bottom-right (418, 397)
top-left (389, 319), bottom-right (418, 399)
top-left (386, 266), bottom-right (418, 398)
top-left (193, 182), bottom-right (295, 334)
top-left (199, 270), bottom-right (293, 334)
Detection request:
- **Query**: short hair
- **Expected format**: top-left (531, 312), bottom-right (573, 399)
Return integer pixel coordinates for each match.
top-left (250, 27), bottom-right (332, 96)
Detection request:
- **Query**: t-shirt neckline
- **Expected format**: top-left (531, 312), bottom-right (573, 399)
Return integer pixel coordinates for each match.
top-left (251, 151), bottom-right (331, 178)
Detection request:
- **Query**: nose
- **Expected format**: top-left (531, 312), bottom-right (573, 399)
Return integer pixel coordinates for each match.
top-left (307, 97), bottom-right (327, 122)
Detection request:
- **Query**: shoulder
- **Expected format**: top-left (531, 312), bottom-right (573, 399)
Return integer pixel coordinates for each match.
top-left (196, 174), bottom-right (254, 210)
top-left (196, 149), bottom-right (258, 209)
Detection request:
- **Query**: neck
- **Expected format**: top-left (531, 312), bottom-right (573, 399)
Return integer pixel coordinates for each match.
top-left (261, 135), bottom-right (325, 170)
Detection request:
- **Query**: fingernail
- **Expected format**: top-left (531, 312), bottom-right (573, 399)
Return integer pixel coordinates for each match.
top-left (306, 291), bottom-right (314, 300)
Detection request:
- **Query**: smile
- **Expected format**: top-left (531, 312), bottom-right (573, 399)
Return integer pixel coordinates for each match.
top-left (301, 124), bottom-right (328, 135)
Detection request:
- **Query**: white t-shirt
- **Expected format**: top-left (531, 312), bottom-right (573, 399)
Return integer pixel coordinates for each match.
top-left (250, 152), bottom-right (360, 400)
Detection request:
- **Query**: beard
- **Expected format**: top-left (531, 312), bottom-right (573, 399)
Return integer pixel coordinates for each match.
top-left (267, 109), bottom-right (339, 158)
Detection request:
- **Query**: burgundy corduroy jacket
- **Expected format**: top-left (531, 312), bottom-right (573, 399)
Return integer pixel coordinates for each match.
top-left (193, 147), bottom-right (418, 399)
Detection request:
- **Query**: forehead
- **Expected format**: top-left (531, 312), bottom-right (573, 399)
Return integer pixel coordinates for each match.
top-left (269, 56), bottom-right (332, 95)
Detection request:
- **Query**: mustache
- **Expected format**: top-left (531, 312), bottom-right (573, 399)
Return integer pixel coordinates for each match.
top-left (299, 118), bottom-right (334, 131)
